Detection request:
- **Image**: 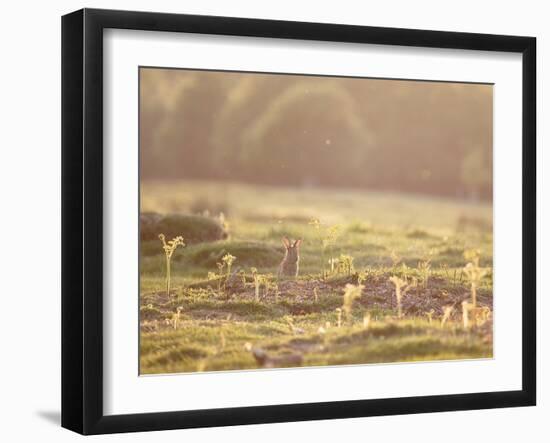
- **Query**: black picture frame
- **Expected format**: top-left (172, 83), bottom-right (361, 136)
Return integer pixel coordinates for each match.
top-left (62, 8), bottom-right (536, 435)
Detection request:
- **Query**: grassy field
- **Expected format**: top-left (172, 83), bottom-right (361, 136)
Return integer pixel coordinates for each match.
top-left (140, 180), bottom-right (493, 375)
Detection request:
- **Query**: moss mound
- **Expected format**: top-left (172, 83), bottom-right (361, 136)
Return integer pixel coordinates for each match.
top-left (140, 213), bottom-right (228, 243)
top-left (185, 241), bottom-right (283, 268)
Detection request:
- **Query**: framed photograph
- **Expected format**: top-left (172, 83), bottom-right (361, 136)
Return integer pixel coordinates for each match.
top-left (61, 8), bottom-right (536, 435)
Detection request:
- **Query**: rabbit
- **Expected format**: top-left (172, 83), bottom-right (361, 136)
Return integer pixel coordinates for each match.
top-left (278, 237), bottom-right (302, 278)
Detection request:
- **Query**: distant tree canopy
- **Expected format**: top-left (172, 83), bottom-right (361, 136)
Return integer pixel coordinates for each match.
top-left (140, 68), bottom-right (493, 200)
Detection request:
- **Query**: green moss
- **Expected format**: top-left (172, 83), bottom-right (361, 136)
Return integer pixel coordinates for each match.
top-left (139, 304), bottom-right (164, 320)
top-left (406, 228), bottom-right (437, 239)
top-left (140, 213), bottom-right (228, 243)
top-left (182, 240), bottom-right (283, 268)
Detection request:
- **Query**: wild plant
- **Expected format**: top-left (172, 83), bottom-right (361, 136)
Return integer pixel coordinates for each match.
top-left (308, 218), bottom-right (322, 231)
top-left (310, 219), bottom-right (342, 277)
top-left (309, 218), bottom-right (324, 273)
top-left (272, 280), bottom-right (280, 302)
top-left (317, 323), bottom-right (330, 347)
top-left (323, 224), bottom-right (342, 264)
top-left (216, 261), bottom-right (224, 284)
top-left (357, 270), bottom-right (368, 285)
top-left (441, 305), bottom-right (454, 327)
top-left (463, 249), bottom-right (487, 307)
top-left (211, 253), bottom-right (237, 294)
top-left (218, 212), bottom-right (229, 232)
top-left (158, 234), bottom-right (185, 297)
top-left (328, 257), bottom-right (338, 274)
top-left (238, 269), bottom-right (246, 286)
top-left (462, 300), bottom-right (474, 329)
top-left (389, 276), bottom-right (416, 318)
top-left (251, 267), bottom-right (261, 302)
top-left (283, 315), bottom-right (302, 335)
top-left (335, 308), bottom-right (343, 328)
top-left (441, 263), bottom-right (450, 281)
top-left (313, 287), bottom-right (319, 303)
top-left (390, 250), bottom-right (401, 267)
top-left (261, 273), bottom-right (275, 298)
top-left (221, 253), bottom-right (236, 277)
top-left (283, 315), bottom-right (295, 334)
top-left (337, 254), bottom-right (355, 276)
top-left (362, 313), bottom-right (371, 330)
top-left (196, 359), bottom-right (207, 372)
top-left (250, 268), bottom-right (272, 301)
top-left (479, 306), bottom-right (492, 324)
top-left (417, 259), bottom-right (431, 289)
top-left (196, 327), bottom-right (227, 372)
top-left (207, 271), bottom-right (222, 295)
top-left (342, 284), bottom-right (363, 323)
top-left (463, 303), bottom-right (491, 329)
top-left (426, 309), bottom-right (435, 324)
top-left (171, 306), bottom-right (183, 330)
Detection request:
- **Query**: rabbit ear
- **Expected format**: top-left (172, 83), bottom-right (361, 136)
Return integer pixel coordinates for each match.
top-left (293, 239), bottom-right (302, 248)
top-left (282, 237), bottom-right (291, 248)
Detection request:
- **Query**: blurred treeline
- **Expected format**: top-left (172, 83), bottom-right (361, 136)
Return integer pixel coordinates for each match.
top-left (140, 68), bottom-right (493, 200)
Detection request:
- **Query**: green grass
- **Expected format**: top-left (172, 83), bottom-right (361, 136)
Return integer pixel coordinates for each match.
top-left (140, 179), bottom-right (493, 374)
